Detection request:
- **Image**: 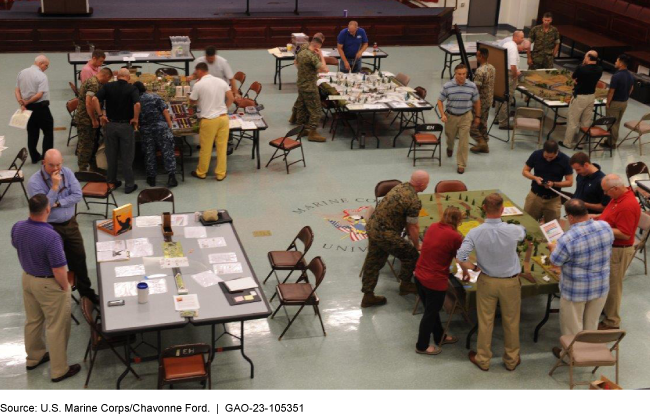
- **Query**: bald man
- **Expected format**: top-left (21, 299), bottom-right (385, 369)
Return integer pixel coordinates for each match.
top-left (27, 149), bottom-right (98, 304)
top-left (361, 171), bottom-right (429, 307)
top-left (15, 55), bottom-right (53, 164)
top-left (337, 21), bottom-right (368, 73)
top-left (498, 31), bottom-right (524, 130)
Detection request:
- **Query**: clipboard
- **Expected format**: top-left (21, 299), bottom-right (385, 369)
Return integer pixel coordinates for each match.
top-left (218, 282), bottom-right (262, 306)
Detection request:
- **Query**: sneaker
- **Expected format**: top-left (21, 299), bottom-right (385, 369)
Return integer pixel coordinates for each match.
top-left (361, 293), bottom-right (387, 308)
top-left (51, 364), bottom-right (81, 383)
top-left (399, 281), bottom-right (417, 296)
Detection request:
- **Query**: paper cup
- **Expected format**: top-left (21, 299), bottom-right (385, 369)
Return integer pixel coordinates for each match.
top-left (137, 282), bottom-right (149, 304)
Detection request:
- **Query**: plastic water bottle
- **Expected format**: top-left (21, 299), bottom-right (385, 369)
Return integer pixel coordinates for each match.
top-left (360, 133), bottom-right (366, 149)
top-left (343, 9), bottom-right (348, 17)
top-left (373, 42), bottom-right (378, 53)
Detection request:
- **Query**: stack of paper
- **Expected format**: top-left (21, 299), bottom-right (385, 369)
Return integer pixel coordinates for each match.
top-left (225, 277), bottom-right (258, 292)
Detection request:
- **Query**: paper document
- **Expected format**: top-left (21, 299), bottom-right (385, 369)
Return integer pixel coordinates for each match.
top-left (96, 240), bottom-right (126, 252)
top-left (160, 257), bottom-right (189, 268)
top-left (122, 57), bottom-right (135, 62)
top-left (454, 265), bottom-right (480, 284)
top-left (225, 277), bottom-right (258, 292)
top-left (184, 227), bottom-right (207, 239)
top-left (171, 215), bottom-right (188, 226)
top-left (174, 294), bottom-right (200, 311)
top-left (97, 250), bottom-right (130, 262)
top-left (240, 121), bottom-right (257, 130)
top-left (9, 109), bottom-right (32, 129)
top-left (214, 263), bottom-right (243, 275)
top-left (131, 53), bottom-right (150, 58)
top-left (198, 237), bottom-right (227, 249)
top-left (541, 219), bottom-right (564, 243)
top-left (135, 216), bottom-right (162, 227)
top-left (191, 271), bottom-right (223, 288)
top-left (502, 206), bottom-right (523, 216)
top-left (547, 187), bottom-right (571, 200)
top-left (115, 264), bottom-right (146, 278)
top-left (114, 279), bottom-right (167, 298)
top-left (209, 252), bottom-right (237, 264)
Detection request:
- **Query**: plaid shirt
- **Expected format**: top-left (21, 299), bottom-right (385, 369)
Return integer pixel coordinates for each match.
top-left (550, 219), bottom-right (614, 302)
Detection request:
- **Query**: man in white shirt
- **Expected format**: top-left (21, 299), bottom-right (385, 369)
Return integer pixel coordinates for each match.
top-left (189, 62), bottom-right (234, 181)
top-left (498, 31), bottom-right (524, 130)
top-left (188, 46), bottom-right (238, 96)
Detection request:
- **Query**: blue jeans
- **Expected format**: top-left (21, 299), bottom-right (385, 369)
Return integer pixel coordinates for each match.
top-left (339, 58), bottom-right (362, 73)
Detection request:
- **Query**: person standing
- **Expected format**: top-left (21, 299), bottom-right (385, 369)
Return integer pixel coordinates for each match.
top-left (27, 149), bottom-right (99, 304)
top-left (527, 13), bottom-right (560, 70)
top-left (560, 50), bottom-right (603, 149)
top-left (414, 206), bottom-right (463, 355)
top-left (437, 64), bottom-right (481, 174)
top-left (189, 62), bottom-right (234, 181)
top-left (361, 171), bottom-right (429, 307)
top-left (498, 31), bottom-right (525, 130)
top-left (597, 174), bottom-right (641, 330)
top-left (548, 199), bottom-right (613, 358)
top-left (457, 193), bottom-right (526, 372)
top-left (75, 67), bottom-right (112, 172)
top-left (295, 37), bottom-right (328, 142)
top-left (289, 32), bottom-right (325, 125)
top-left (134, 82), bottom-right (178, 188)
top-left (12, 194), bottom-right (81, 383)
top-left (92, 68), bottom-right (141, 194)
top-left (15, 55), bottom-right (53, 164)
top-left (336, 21), bottom-right (368, 73)
top-left (470, 48), bottom-right (496, 154)
top-left (79, 49), bottom-right (106, 84)
top-left (522, 140), bottom-right (574, 223)
top-left (569, 152), bottom-right (609, 213)
top-left (605, 54), bottom-right (634, 148)
top-left (188, 46), bottom-right (239, 96)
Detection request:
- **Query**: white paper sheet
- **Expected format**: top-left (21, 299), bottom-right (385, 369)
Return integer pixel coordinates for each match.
top-left (97, 250), bottom-right (130, 262)
top-left (173, 294), bottom-right (200, 311)
top-left (214, 262), bottom-right (243, 275)
top-left (240, 121), bottom-right (257, 130)
top-left (126, 238), bottom-right (150, 249)
top-left (96, 240), bottom-right (126, 252)
top-left (131, 53), bottom-right (150, 58)
top-left (184, 227), bottom-right (207, 238)
top-left (224, 277), bottom-right (258, 292)
top-left (198, 237), bottom-right (227, 249)
top-left (171, 215), bottom-right (188, 226)
top-left (135, 216), bottom-right (162, 227)
top-left (9, 109), bottom-right (32, 129)
top-left (129, 243), bottom-right (154, 258)
top-left (191, 271), bottom-right (223, 288)
top-left (160, 257), bottom-right (189, 268)
top-left (454, 266), bottom-right (480, 284)
top-left (208, 252), bottom-right (238, 264)
top-left (122, 57), bottom-right (135, 62)
top-left (502, 206), bottom-right (523, 216)
top-left (114, 278), bottom-right (167, 298)
top-left (541, 219), bottom-right (564, 243)
top-left (115, 264), bottom-right (146, 278)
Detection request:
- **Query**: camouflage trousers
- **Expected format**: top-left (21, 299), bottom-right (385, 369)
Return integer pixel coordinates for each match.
top-left (141, 123), bottom-right (177, 178)
top-left (470, 105), bottom-right (491, 141)
top-left (77, 123), bottom-right (98, 170)
top-left (361, 229), bottom-right (418, 293)
top-left (295, 90), bottom-right (321, 130)
top-left (530, 53), bottom-right (554, 70)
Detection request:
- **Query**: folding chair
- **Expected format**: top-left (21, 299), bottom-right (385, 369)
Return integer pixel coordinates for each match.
top-left (69, 81), bottom-right (79, 97)
top-left (633, 212), bottom-right (650, 275)
top-left (511, 107), bottom-right (543, 149)
top-left (0, 148), bottom-right (29, 205)
top-left (68, 271), bottom-right (80, 326)
top-left (233, 71), bottom-right (246, 95)
top-left (395, 72), bottom-right (411, 86)
top-left (242, 81), bottom-right (262, 104)
top-left (74, 171), bottom-right (118, 219)
top-left (270, 256), bottom-right (327, 340)
top-left (625, 161), bottom-right (650, 210)
top-left (81, 297), bottom-right (139, 388)
top-left (137, 188), bottom-right (175, 215)
top-left (434, 180), bottom-right (468, 193)
top-left (155, 68), bottom-right (179, 77)
top-left (548, 330), bottom-right (625, 389)
top-left (408, 123), bottom-right (442, 166)
top-left (329, 105), bottom-right (356, 141)
top-left (574, 117), bottom-right (616, 158)
top-left (263, 226), bottom-right (314, 287)
top-left (619, 113), bottom-right (650, 155)
top-left (265, 126), bottom-right (306, 174)
top-left (66, 98), bottom-right (79, 147)
top-left (324, 56), bottom-right (338, 69)
top-left (157, 343), bottom-right (212, 389)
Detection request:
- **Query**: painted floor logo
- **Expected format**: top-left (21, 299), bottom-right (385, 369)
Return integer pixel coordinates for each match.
top-left (323, 206), bottom-right (374, 242)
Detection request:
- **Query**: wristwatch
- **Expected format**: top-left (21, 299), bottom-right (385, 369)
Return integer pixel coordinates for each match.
top-left (54, 201), bottom-right (61, 208)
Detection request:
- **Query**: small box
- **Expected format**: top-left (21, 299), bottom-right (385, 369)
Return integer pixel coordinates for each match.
top-left (291, 32), bottom-right (309, 50)
top-left (170, 36), bottom-right (191, 57)
top-left (589, 376), bottom-right (622, 390)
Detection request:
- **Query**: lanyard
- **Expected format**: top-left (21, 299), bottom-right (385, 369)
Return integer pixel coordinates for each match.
top-left (40, 168), bottom-right (67, 198)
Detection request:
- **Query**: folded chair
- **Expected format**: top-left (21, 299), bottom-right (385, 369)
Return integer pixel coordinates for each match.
top-left (0, 148), bottom-right (29, 205)
top-left (625, 161), bottom-right (650, 210)
top-left (157, 343), bottom-right (212, 389)
top-left (66, 98), bottom-right (79, 147)
top-left (409, 123), bottom-right (442, 166)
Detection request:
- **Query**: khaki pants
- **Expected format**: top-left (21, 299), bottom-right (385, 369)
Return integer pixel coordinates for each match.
top-left (560, 295), bottom-right (607, 336)
top-left (523, 191), bottom-right (561, 222)
top-left (602, 246), bottom-right (635, 328)
top-left (445, 111), bottom-right (472, 168)
top-left (475, 274), bottom-right (521, 370)
top-left (22, 272), bottom-right (71, 379)
top-left (605, 100), bottom-right (628, 144)
top-left (564, 94), bottom-right (595, 147)
top-left (196, 115), bottom-right (229, 179)
top-left (498, 76), bottom-right (517, 126)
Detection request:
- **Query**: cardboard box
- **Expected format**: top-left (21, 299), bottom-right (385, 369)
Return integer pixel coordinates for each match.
top-left (590, 376), bottom-right (622, 390)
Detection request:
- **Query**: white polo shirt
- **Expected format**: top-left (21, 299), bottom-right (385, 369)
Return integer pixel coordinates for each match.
top-left (189, 74), bottom-right (230, 119)
top-left (16, 65), bottom-right (49, 102)
top-left (192, 55), bottom-right (234, 84)
top-left (503, 40), bottom-right (520, 70)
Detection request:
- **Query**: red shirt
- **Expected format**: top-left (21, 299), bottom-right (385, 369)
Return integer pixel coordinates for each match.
top-left (598, 188), bottom-right (640, 247)
top-left (415, 222), bottom-right (463, 291)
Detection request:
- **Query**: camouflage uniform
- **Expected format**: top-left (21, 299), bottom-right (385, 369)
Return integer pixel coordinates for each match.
top-left (361, 182), bottom-right (421, 293)
top-left (529, 25), bottom-right (560, 69)
top-left (295, 48), bottom-right (322, 130)
top-left (470, 63), bottom-right (496, 142)
top-left (138, 93), bottom-right (177, 178)
top-left (75, 76), bottom-right (101, 170)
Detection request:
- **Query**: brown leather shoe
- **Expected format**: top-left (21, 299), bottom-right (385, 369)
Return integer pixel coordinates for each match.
top-left (51, 364), bottom-right (81, 383)
top-left (506, 356), bottom-right (521, 371)
top-left (457, 167), bottom-right (465, 174)
top-left (446, 148), bottom-right (453, 157)
top-left (598, 322), bottom-right (619, 330)
top-left (468, 351), bottom-right (488, 371)
top-left (26, 352), bottom-right (49, 371)
top-left (361, 293), bottom-right (387, 308)
top-left (552, 347), bottom-right (563, 360)
top-left (399, 281), bottom-right (417, 296)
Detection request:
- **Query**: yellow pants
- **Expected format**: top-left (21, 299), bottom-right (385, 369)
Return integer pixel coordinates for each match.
top-left (196, 115), bottom-right (229, 179)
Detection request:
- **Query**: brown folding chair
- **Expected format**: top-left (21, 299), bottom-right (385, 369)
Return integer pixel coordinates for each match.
top-left (74, 171), bottom-right (118, 219)
top-left (68, 271), bottom-right (80, 325)
top-left (243, 81), bottom-right (262, 104)
top-left (69, 81), bottom-right (79, 97)
top-left (395, 72), bottom-right (411, 86)
top-left (620, 112), bottom-right (650, 154)
top-left (575, 117), bottom-right (616, 158)
top-left (271, 256), bottom-right (327, 340)
top-left (81, 297), bottom-right (139, 388)
top-left (409, 123), bottom-right (442, 166)
top-left (549, 329), bottom-right (626, 389)
top-left (66, 98), bottom-right (79, 147)
top-left (233, 71), bottom-right (246, 95)
top-left (0, 147), bottom-right (29, 205)
top-left (265, 126), bottom-right (306, 174)
top-left (633, 212), bottom-right (650, 275)
top-left (324, 56), bottom-right (338, 68)
top-left (155, 68), bottom-right (179, 77)
top-left (137, 188), bottom-right (175, 215)
top-left (263, 225), bottom-right (314, 287)
top-left (511, 107), bottom-right (543, 149)
top-left (625, 161), bottom-right (650, 210)
top-left (435, 180), bottom-right (468, 193)
top-left (157, 343), bottom-right (212, 389)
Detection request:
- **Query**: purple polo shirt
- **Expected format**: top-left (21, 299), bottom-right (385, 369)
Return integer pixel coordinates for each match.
top-left (11, 218), bottom-right (67, 276)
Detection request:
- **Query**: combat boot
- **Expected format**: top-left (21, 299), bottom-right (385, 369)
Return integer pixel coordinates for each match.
top-left (470, 137), bottom-right (490, 154)
top-left (399, 281), bottom-right (418, 296)
top-left (288, 110), bottom-right (297, 125)
top-left (307, 129), bottom-right (326, 142)
top-left (361, 293), bottom-right (387, 308)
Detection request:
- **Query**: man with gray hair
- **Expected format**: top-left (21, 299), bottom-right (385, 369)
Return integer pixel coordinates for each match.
top-left (596, 174), bottom-right (641, 330)
top-left (498, 31), bottom-right (524, 130)
top-left (15, 55), bottom-right (53, 164)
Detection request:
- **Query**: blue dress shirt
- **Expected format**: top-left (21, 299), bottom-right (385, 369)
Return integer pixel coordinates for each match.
top-left (27, 166), bottom-right (83, 224)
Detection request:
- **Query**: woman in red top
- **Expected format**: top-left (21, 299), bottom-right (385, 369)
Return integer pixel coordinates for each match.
top-left (414, 206), bottom-right (464, 355)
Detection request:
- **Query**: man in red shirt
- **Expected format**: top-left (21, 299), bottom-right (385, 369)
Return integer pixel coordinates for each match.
top-left (597, 174), bottom-right (641, 329)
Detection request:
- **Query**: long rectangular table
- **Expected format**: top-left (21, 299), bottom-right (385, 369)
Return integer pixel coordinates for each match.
top-left (68, 50), bottom-right (196, 88)
top-left (270, 47), bottom-right (389, 90)
top-left (94, 211), bottom-right (271, 388)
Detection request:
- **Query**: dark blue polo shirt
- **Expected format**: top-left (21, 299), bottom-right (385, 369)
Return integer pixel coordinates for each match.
top-left (573, 164), bottom-right (610, 212)
top-left (610, 69), bottom-right (634, 102)
top-left (337, 27), bottom-right (368, 59)
top-left (526, 150), bottom-right (572, 198)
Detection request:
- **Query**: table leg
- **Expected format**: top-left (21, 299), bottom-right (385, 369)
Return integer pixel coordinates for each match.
top-left (278, 60), bottom-right (283, 90)
top-left (255, 131), bottom-right (260, 169)
top-left (116, 342), bottom-right (130, 389)
top-left (534, 293), bottom-right (558, 342)
top-left (73, 64), bottom-right (78, 89)
top-left (246, 0), bottom-right (250, 16)
top-left (240, 321), bottom-right (254, 378)
top-left (441, 53), bottom-right (447, 79)
top-left (274, 59), bottom-right (279, 85)
top-left (185, 61), bottom-right (189, 75)
top-left (547, 109), bottom-right (559, 140)
top-left (294, 0), bottom-right (298, 15)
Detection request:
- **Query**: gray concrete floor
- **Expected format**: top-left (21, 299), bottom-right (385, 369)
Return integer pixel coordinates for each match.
top-left (1, 34), bottom-right (649, 390)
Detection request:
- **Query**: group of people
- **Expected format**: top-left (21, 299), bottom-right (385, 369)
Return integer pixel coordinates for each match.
top-left (360, 162), bottom-right (641, 370)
